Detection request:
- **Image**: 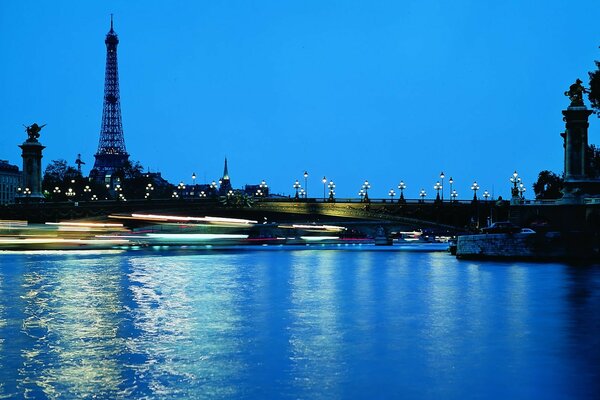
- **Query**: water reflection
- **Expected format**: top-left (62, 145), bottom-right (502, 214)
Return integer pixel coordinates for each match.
top-left (124, 254), bottom-right (245, 398)
top-left (0, 251), bottom-right (598, 399)
top-left (17, 256), bottom-right (124, 398)
top-left (288, 251), bottom-right (343, 398)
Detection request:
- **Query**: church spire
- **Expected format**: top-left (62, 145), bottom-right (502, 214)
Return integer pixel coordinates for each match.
top-left (222, 157), bottom-right (230, 180)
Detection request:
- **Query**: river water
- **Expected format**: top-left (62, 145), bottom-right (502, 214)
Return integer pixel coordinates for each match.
top-left (0, 249), bottom-right (598, 399)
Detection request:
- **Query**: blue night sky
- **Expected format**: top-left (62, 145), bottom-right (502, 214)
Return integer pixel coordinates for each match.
top-left (1, 0), bottom-right (599, 199)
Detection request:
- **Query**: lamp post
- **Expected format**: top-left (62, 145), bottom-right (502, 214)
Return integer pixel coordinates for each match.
top-left (200, 191), bottom-right (206, 198)
top-left (293, 180), bottom-right (301, 199)
top-left (440, 171), bottom-right (445, 201)
top-left (300, 188), bottom-right (306, 199)
top-left (419, 189), bottom-right (426, 203)
top-left (177, 181), bottom-right (186, 198)
top-left (359, 189), bottom-right (365, 202)
top-left (322, 176), bottom-right (327, 201)
top-left (260, 180), bottom-right (268, 197)
top-left (328, 180), bottom-right (335, 202)
top-left (210, 180), bottom-right (217, 197)
top-left (66, 187), bottom-right (75, 200)
top-left (362, 180), bottom-right (370, 202)
top-left (388, 189), bottom-right (396, 202)
top-left (434, 181), bottom-right (442, 202)
top-left (91, 194), bottom-right (98, 201)
top-left (449, 177), bottom-right (454, 199)
top-left (451, 190), bottom-right (458, 202)
top-left (471, 181), bottom-right (480, 201)
top-left (483, 190), bottom-right (490, 202)
top-left (510, 171), bottom-right (521, 199)
top-left (53, 186), bottom-right (61, 201)
top-left (83, 185), bottom-right (91, 200)
top-left (519, 183), bottom-right (526, 199)
top-left (192, 172), bottom-right (196, 186)
top-left (145, 183), bottom-right (154, 199)
top-left (304, 171), bottom-right (309, 198)
top-left (397, 181), bottom-right (406, 203)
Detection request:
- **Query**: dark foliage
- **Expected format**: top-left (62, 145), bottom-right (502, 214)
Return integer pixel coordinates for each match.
top-left (589, 52), bottom-right (600, 116)
top-left (533, 170), bottom-right (563, 200)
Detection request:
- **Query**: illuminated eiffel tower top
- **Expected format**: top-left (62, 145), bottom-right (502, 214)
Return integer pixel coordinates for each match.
top-left (92, 15), bottom-right (129, 181)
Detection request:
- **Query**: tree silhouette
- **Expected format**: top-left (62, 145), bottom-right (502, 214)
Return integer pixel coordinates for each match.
top-left (589, 49), bottom-right (600, 116)
top-left (533, 171), bottom-right (563, 200)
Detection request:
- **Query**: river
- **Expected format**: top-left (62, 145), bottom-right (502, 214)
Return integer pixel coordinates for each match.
top-left (0, 249), bottom-right (598, 399)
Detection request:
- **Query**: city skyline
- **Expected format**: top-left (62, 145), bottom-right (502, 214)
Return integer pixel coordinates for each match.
top-left (1, 1), bottom-right (599, 198)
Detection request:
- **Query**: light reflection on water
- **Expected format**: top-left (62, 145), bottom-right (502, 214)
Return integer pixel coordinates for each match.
top-left (0, 251), bottom-right (598, 399)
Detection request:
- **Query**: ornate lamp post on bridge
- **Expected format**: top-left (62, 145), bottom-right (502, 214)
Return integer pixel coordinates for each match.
top-left (483, 190), bottom-right (490, 202)
top-left (300, 188), bottom-right (306, 199)
top-left (397, 181), bottom-right (406, 203)
top-left (322, 176), bottom-right (327, 201)
top-left (260, 180), bottom-right (268, 197)
top-left (440, 171), bottom-right (445, 201)
top-left (362, 180), bottom-right (371, 202)
top-left (510, 171), bottom-right (521, 203)
top-left (451, 190), bottom-right (458, 202)
top-left (293, 180), bottom-right (301, 199)
top-left (471, 181), bottom-right (480, 201)
top-left (328, 180), bottom-right (335, 202)
top-left (519, 183), bottom-right (526, 199)
top-left (303, 171), bottom-right (309, 198)
top-left (388, 189), bottom-right (396, 202)
top-left (449, 177), bottom-right (454, 199)
top-left (434, 181), bottom-right (442, 203)
top-left (419, 189), bottom-right (427, 203)
top-left (359, 189), bottom-right (365, 202)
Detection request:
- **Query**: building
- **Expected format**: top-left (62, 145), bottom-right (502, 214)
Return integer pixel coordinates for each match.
top-left (218, 158), bottom-right (233, 195)
top-left (0, 160), bottom-right (22, 205)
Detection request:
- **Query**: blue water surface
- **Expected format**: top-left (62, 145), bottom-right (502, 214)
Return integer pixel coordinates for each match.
top-left (0, 249), bottom-right (599, 399)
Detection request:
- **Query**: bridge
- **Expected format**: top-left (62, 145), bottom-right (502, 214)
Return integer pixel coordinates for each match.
top-left (1, 197), bottom-right (505, 234)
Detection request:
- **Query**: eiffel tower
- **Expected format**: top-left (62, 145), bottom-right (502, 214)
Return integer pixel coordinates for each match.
top-left (91, 15), bottom-right (129, 182)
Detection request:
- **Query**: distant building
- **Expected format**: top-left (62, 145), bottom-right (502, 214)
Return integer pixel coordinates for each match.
top-left (0, 160), bottom-right (22, 205)
top-left (218, 158), bottom-right (233, 195)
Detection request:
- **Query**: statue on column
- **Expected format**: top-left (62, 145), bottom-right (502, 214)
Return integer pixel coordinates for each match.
top-left (24, 123), bottom-right (45, 142)
top-left (564, 79), bottom-right (588, 107)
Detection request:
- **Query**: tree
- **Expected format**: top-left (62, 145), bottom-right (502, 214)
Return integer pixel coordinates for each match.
top-left (588, 144), bottom-right (600, 178)
top-left (533, 170), bottom-right (563, 200)
top-left (589, 49), bottom-right (600, 116)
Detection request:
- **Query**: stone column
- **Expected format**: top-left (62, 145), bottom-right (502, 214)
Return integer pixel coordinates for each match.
top-left (562, 106), bottom-right (592, 181)
top-left (18, 137), bottom-right (46, 202)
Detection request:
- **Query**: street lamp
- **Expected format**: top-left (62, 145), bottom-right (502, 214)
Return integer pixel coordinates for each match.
top-left (434, 181), bottom-right (442, 202)
top-left (419, 189), bottom-right (427, 203)
top-left (388, 189), bottom-right (396, 202)
top-left (300, 188), bottom-right (306, 199)
top-left (260, 180), bottom-right (268, 197)
top-left (145, 183), bottom-right (154, 199)
top-left (293, 180), bottom-right (301, 199)
top-left (53, 186), bottom-right (61, 200)
top-left (451, 190), bottom-right (458, 202)
top-left (440, 171), bottom-right (445, 201)
top-left (471, 181), bottom-right (480, 201)
top-left (358, 189), bottom-right (365, 202)
top-left (483, 190), bottom-right (490, 202)
top-left (200, 191), bottom-right (206, 198)
top-left (192, 172), bottom-right (196, 186)
top-left (210, 180), bottom-right (218, 197)
top-left (66, 187), bottom-right (75, 199)
top-left (322, 176), bottom-right (327, 201)
top-left (304, 171), bottom-right (309, 198)
top-left (172, 191), bottom-right (179, 198)
top-left (362, 180), bottom-right (371, 202)
top-left (83, 185), bottom-right (91, 200)
top-left (510, 171), bottom-right (521, 198)
top-left (91, 194), bottom-right (98, 201)
top-left (397, 181), bottom-right (406, 203)
top-left (519, 183), bottom-right (526, 199)
top-left (449, 177), bottom-right (454, 198)
top-left (328, 180), bottom-right (335, 202)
